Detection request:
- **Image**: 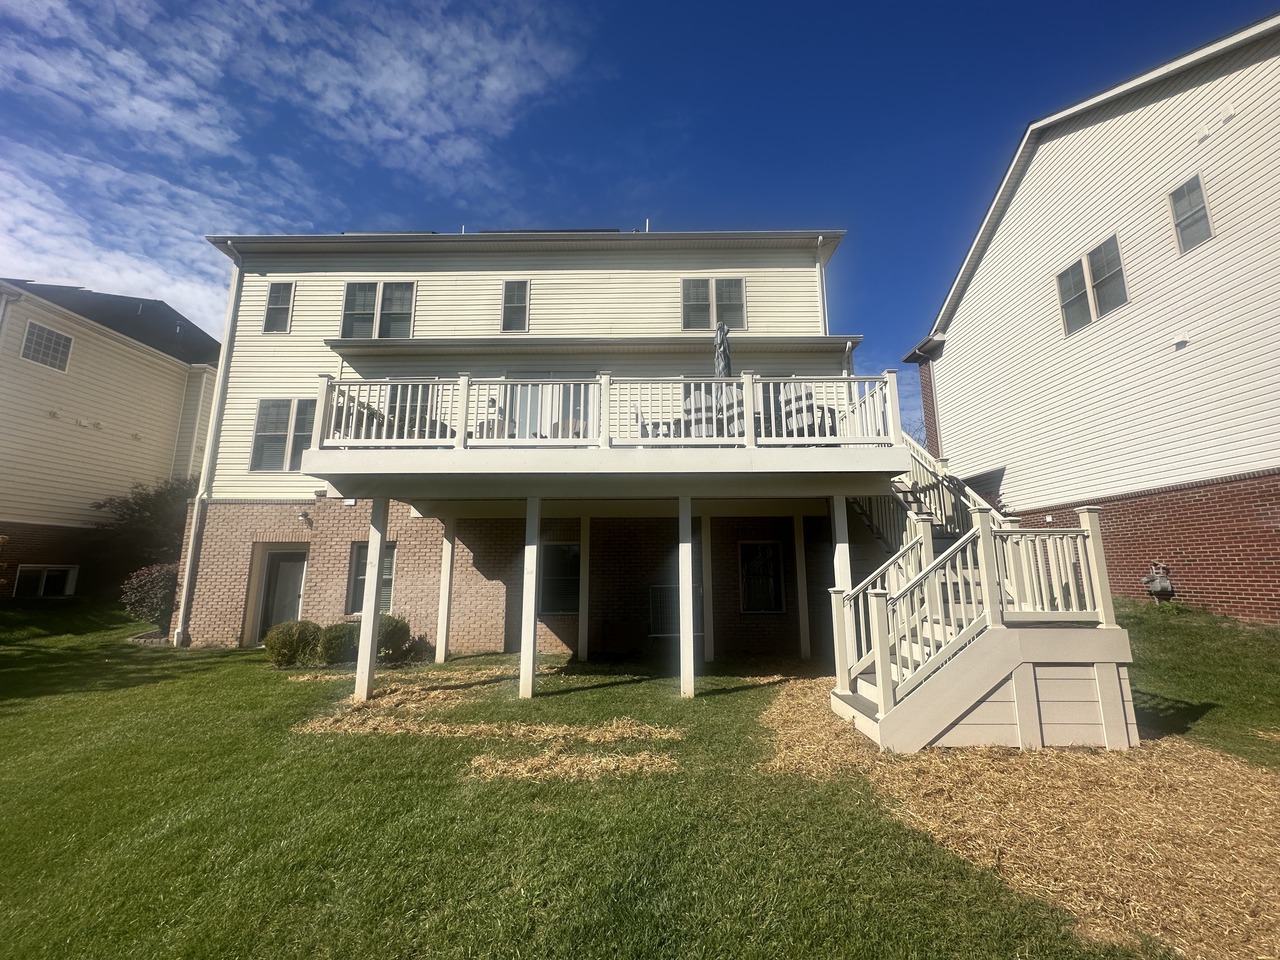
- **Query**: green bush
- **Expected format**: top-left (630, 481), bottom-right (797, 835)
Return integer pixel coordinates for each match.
top-left (314, 622), bottom-right (357, 665)
top-left (377, 614), bottom-right (413, 664)
top-left (120, 563), bottom-right (179, 634)
top-left (262, 619), bottom-right (322, 667)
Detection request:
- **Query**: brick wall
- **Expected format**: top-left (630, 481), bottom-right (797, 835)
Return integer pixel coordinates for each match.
top-left (1015, 468), bottom-right (1280, 624)
top-left (0, 520), bottom-right (96, 596)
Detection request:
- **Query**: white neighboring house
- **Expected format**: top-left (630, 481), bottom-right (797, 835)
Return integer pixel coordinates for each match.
top-left (0, 279), bottom-right (220, 597)
top-left (174, 228), bottom-right (1137, 751)
top-left (908, 14), bottom-right (1280, 624)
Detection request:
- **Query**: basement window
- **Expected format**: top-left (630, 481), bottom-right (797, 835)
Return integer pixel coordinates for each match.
top-left (13, 565), bottom-right (78, 598)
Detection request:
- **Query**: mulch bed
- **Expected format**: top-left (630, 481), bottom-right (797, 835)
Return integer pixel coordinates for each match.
top-left (761, 677), bottom-right (1280, 960)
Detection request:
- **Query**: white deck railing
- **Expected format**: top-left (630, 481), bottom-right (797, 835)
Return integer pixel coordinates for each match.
top-left (900, 433), bottom-right (1006, 533)
top-left (831, 505), bottom-right (1116, 714)
top-left (315, 372), bottom-right (902, 450)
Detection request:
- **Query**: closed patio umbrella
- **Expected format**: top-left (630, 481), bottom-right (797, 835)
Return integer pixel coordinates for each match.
top-left (714, 321), bottom-right (732, 378)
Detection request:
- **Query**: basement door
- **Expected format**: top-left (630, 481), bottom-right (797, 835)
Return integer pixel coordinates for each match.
top-left (259, 550), bottom-right (307, 639)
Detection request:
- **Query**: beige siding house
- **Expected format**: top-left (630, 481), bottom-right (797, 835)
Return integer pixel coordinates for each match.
top-left (176, 229), bottom-right (1137, 752)
top-left (909, 14), bottom-right (1280, 624)
top-left (0, 279), bottom-right (219, 597)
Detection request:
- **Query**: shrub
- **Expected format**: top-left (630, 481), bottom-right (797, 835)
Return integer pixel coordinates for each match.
top-left (377, 614), bottom-right (413, 664)
top-left (92, 476), bottom-right (199, 568)
top-left (262, 619), bottom-right (321, 667)
top-left (120, 563), bottom-right (179, 634)
top-left (315, 622), bottom-right (357, 665)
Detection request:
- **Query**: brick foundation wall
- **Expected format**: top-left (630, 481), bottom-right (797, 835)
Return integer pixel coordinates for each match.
top-left (179, 498), bottom-right (835, 655)
top-left (0, 520), bottom-right (98, 597)
top-left (1015, 468), bottom-right (1280, 624)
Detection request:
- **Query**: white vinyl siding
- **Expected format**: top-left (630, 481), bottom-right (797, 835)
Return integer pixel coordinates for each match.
top-left (930, 29), bottom-right (1280, 510)
top-left (0, 302), bottom-right (194, 527)
top-left (1170, 174), bottom-right (1213, 253)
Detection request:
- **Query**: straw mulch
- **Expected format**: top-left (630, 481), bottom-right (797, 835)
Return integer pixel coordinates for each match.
top-left (469, 744), bottom-right (678, 782)
top-left (761, 678), bottom-right (1280, 960)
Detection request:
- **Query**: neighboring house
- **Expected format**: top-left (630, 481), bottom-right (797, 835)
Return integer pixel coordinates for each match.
top-left (175, 229), bottom-right (1137, 752)
top-left (908, 14), bottom-right (1280, 624)
top-left (0, 279), bottom-right (219, 597)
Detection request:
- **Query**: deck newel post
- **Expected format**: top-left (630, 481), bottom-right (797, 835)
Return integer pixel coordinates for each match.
top-left (1003, 517), bottom-right (1026, 615)
top-left (313, 374), bottom-right (334, 449)
top-left (353, 497), bottom-right (389, 702)
top-left (577, 516), bottom-right (591, 661)
top-left (793, 515), bottom-right (810, 659)
top-left (869, 588), bottom-right (895, 716)
top-left (519, 498), bottom-right (541, 698)
top-left (970, 506), bottom-right (1004, 627)
top-left (454, 373), bottom-right (470, 449)
top-left (740, 371), bottom-right (757, 448)
top-left (913, 512), bottom-right (935, 568)
top-left (1077, 507), bottom-right (1116, 627)
top-left (678, 496), bottom-right (695, 698)
top-left (829, 588), bottom-right (851, 696)
top-left (700, 514), bottom-right (715, 663)
top-left (435, 516), bottom-right (455, 664)
top-left (598, 372), bottom-right (612, 448)
top-left (884, 368), bottom-right (903, 444)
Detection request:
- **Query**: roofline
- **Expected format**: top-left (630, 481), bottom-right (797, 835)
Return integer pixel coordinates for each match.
top-left (207, 229), bottom-right (846, 265)
top-left (325, 334), bottom-right (862, 359)
top-left (907, 11), bottom-right (1280, 362)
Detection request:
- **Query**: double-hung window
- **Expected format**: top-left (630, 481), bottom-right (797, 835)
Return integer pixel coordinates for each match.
top-left (740, 541), bottom-right (784, 613)
top-left (249, 398), bottom-right (316, 471)
top-left (682, 278), bottom-right (745, 330)
top-left (502, 280), bottom-right (529, 332)
top-left (1170, 175), bottom-right (1212, 254)
top-left (1055, 235), bottom-right (1128, 335)
top-left (263, 282), bottom-right (294, 332)
top-left (341, 281), bottom-right (415, 338)
top-left (21, 321), bottom-right (73, 371)
top-left (539, 543), bottom-right (581, 614)
top-left (347, 543), bottom-right (396, 614)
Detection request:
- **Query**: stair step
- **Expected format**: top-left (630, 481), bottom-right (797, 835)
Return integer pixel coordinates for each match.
top-left (830, 689), bottom-right (882, 744)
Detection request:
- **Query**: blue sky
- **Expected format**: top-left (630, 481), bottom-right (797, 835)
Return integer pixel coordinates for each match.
top-left (2, 0), bottom-right (1277, 415)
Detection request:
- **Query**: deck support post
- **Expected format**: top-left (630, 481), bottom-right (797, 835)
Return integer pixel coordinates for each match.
top-left (354, 497), bottom-right (389, 702)
top-left (700, 515), bottom-right (715, 662)
top-left (869, 588), bottom-right (895, 717)
top-left (794, 515), bottom-right (810, 660)
top-left (434, 516), bottom-right (455, 663)
top-left (578, 516), bottom-right (590, 661)
top-left (830, 588), bottom-right (851, 697)
top-left (678, 496), bottom-right (695, 697)
top-left (519, 497), bottom-right (541, 698)
top-left (830, 495), bottom-right (852, 592)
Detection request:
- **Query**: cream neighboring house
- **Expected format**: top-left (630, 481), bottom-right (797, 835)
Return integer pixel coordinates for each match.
top-left (907, 13), bottom-right (1280, 624)
top-left (0, 279), bottom-right (219, 597)
top-left (175, 229), bottom-right (1138, 752)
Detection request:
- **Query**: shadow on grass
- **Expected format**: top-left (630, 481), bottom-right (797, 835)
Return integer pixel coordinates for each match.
top-left (1131, 689), bottom-right (1219, 740)
top-left (0, 599), bottom-right (136, 643)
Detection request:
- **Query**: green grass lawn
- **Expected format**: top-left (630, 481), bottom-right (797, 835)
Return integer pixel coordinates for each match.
top-left (1119, 599), bottom-right (1280, 768)
top-left (0, 601), bottom-right (1188, 960)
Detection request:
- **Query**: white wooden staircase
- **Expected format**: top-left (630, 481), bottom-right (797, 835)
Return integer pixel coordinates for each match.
top-left (830, 437), bottom-right (1139, 752)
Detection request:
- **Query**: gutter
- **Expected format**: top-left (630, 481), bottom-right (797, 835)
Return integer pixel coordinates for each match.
top-left (172, 243), bottom-right (242, 646)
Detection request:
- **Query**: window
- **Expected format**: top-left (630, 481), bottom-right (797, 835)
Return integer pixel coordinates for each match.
top-left (1170, 175), bottom-right (1212, 253)
top-left (1055, 234), bottom-right (1128, 335)
top-left (341, 281), bottom-right (415, 338)
top-left (348, 543), bottom-right (396, 614)
top-left (249, 398), bottom-right (316, 471)
top-left (21, 322), bottom-right (72, 371)
top-left (263, 282), bottom-right (294, 332)
top-left (740, 542), bottom-right (784, 613)
top-left (539, 543), bottom-right (581, 614)
top-left (502, 280), bottom-right (528, 332)
top-left (13, 565), bottom-right (78, 598)
top-left (682, 278), bottom-right (745, 330)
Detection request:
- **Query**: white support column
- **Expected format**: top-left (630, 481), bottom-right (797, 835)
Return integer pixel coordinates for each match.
top-left (793, 515), bottom-right (811, 660)
top-left (577, 516), bottom-right (591, 661)
top-left (354, 497), bottom-right (389, 702)
top-left (519, 498), bottom-right (541, 699)
top-left (700, 515), bottom-right (715, 663)
top-left (830, 495), bottom-right (853, 591)
top-left (434, 516), bottom-right (455, 664)
top-left (678, 496), bottom-right (695, 698)
top-left (1011, 662), bottom-right (1043, 750)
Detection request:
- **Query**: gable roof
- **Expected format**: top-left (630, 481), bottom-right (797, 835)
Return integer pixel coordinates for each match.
top-left (906, 12), bottom-right (1280, 362)
top-left (0, 279), bottom-right (220, 365)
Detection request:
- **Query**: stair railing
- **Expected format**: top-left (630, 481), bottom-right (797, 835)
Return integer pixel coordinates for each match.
top-left (900, 434), bottom-right (1007, 533)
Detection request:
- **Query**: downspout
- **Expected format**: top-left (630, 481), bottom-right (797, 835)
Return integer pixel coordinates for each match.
top-left (842, 340), bottom-right (854, 377)
top-left (172, 243), bottom-right (243, 646)
top-left (816, 235), bottom-right (829, 336)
